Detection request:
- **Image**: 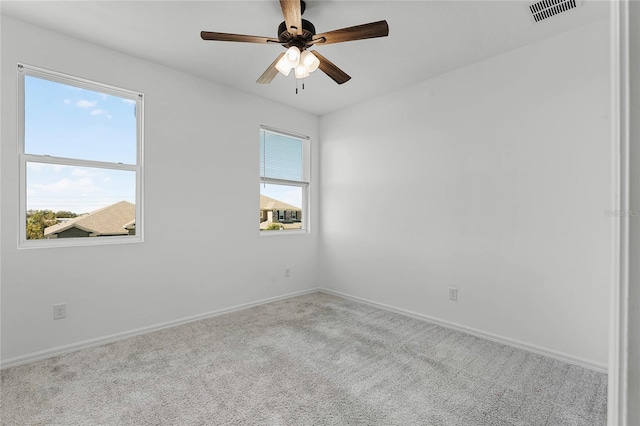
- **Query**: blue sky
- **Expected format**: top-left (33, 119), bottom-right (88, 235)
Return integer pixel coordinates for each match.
top-left (25, 76), bottom-right (137, 213)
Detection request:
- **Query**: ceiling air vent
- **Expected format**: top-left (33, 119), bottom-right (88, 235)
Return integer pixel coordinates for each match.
top-left (528, 0), bottom-right (580, 23)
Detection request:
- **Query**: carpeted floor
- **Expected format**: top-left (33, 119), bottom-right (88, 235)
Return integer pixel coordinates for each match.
top-left (1, 292), bottom-right (607, 425)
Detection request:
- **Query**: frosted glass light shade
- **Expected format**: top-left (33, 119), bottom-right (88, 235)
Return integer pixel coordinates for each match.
top-left (295, 64), bottom-right (310, 79)
top-left (276, 55), bottom-right (293, 76)
top-left (300, 51), bottom-right (320, 73)
top-left (285, 46), bottom-right (301, 64)
top-left (276, 47), bottom-right (302, 76)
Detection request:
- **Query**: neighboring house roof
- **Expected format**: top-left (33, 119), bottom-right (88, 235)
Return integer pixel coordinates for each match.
top-left (44, 201), bottom-right (135, 237)
top-left (122, 219), bottom-right (136, 231)
top-left (260, 195), bottom-right (301, 211)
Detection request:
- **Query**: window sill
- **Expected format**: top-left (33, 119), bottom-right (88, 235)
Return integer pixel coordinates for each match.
top-left (18, 235), bottom-right (143, 250)
top-left (260, 229), bottom-right (309, 237)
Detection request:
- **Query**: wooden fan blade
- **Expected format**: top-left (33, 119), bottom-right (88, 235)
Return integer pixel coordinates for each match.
top-left (280, 0), bottom-right (302, 36)
top-left (201, 31), bottom-right (279, 44)
top-left (257, 52), bottom-right (286, 84)
top-left (310, 51), bottom-right (351, 85)
top-left (312, 20), bottom-right (389, 45)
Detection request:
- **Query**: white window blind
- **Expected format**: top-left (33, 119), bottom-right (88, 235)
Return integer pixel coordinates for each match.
top-left (260, 129), bottom-right (307, 184)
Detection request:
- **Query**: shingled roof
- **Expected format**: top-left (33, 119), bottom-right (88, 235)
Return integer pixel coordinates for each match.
top-left (44, 201), bottom-right (135, 237)
top-left (260, 195), bottom-right (301, 211)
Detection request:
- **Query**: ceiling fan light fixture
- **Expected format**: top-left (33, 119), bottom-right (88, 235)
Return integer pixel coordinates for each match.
top-left (300, 51), bottom-right (320, 73)
top-left (275, 46), bottom-right (301, 76)
top-left (285, 46), bottom-right (301, 64)
top-left (275, 55), bottom-right (294, 76)
top-left (295, 64), bottom-right (310, 79)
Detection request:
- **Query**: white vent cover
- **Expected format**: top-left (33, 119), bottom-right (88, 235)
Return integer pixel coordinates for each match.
top-left (528, 0), bottom-right (580, 23)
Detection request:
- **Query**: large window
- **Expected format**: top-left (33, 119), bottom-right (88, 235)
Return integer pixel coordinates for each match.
top-left (259, 127), bottom-right (310, 233)
top-left (18, 64), bottom-right (143, 247)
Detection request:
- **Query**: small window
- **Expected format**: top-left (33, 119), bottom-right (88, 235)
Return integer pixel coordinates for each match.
top-left (259, 127), bottom-right (309, 233)
top-left (18, 64), bottom-right (144, 248)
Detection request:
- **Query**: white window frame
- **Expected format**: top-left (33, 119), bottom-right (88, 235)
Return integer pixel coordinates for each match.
top-left (260, 126), bottom-right (310, 236)
top-left (17, 63), bottom-right (144, 248)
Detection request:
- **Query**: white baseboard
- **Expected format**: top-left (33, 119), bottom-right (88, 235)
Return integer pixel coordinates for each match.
top-left (0, 288), bottom-right (320, 369)
top-left (318, 288), bottom-right (608, 373)
top-left (1, 286), bottom-right (607, 373)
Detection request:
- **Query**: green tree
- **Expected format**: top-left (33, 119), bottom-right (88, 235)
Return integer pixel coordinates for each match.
top-left (26, 210), bottom-right (58, 240)
top-left (55, 211), bottom-right (78, 218)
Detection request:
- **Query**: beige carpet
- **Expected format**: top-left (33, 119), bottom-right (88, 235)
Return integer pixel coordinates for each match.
top-left (1, 292), bottom-right (607, 425)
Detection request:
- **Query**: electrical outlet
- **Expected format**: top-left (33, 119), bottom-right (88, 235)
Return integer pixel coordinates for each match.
top-left (53, 303), bottom-right (67, 320)
top-left (284, 268), bottom-right (291, 278)
top-left (448, 288), bottom-right (458, 301)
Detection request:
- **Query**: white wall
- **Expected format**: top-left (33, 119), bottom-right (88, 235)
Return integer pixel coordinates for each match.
top-left (320, 19), bottom-right (612, 367)
top-left (627, 1), bottom-right (640, 423)
top-left (0, 16), bottom-right (320, 364)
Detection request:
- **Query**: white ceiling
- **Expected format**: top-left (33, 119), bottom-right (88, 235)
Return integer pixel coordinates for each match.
top-left (1, 0), bottom-right (609, 116)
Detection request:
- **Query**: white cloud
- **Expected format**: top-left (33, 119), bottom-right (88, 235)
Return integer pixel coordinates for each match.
top-left (63, 99), bottom-right (71, 105)
top-left (27, 177), bottom-right (100, 212)
top-left (76, 99), bottom-right (97, 108)
top-left (122, 99), bottom-right (136, 105)
top-left (71, 168), bottom-right (105, 178)
top-left (27, 162), bottom-right (45, 173)
top-left (71, 168), bottom-right (98, 177)
top-left (71, 168), bottom-right (89, 177)
top-left (27, 163), bottom-right (66, 174)
top-left (30, 177), bottom-right (97, 195)
top-left (90, 109), bottom-right (112, 119)
top-left (27, 163), bottom-right (65, 174)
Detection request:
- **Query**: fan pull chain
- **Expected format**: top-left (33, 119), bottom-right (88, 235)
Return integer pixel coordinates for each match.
top-left (294, 77), bottom-right (307, 94)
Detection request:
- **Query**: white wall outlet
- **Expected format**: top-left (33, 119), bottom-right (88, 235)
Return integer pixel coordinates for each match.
top-left (284, 268), bottom-right (291, 278)
top-left (53, 303), bottom-right (67, 320)
top-left (448, 288), bottom-right (458, 301)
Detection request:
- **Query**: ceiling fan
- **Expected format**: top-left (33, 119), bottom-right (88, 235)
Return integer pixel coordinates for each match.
top-left (200, 0), bottom-right (389, 85)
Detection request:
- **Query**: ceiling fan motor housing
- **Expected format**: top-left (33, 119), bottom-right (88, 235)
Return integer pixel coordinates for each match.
top-left (278, 19), bottom-right (316, 48)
